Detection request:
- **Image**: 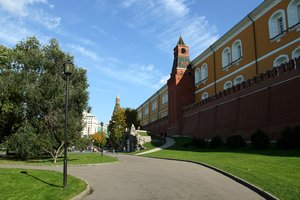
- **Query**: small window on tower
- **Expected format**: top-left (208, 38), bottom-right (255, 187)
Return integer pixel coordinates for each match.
top-left (181, 48), bottom-right (186, 54)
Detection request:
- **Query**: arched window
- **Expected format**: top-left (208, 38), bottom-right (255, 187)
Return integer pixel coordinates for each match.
top-left (181, 48), bottom-right (186, 54)
top-left (292, 46), bottom-right (300, 59)
top-left (232, 40), bottom-right (243, 62)
top-left (234, 75), bottom-right (244, 86)
top-left (224, 81), bottom-right (232, 90)
top-left (201, 92), bottom-right (208, 100)
top-left (195, 68), bottom-right (201, 84)
top-left (201, 63), bottom-right (208, 81)
top-left (268, 10), bottom-right (287, 39)
top-left (273, 54), bottom-right (289, 67)
top-left (222, 47), bottom-right (231, 68)
top-left (288, 0), bottom-right (300, 27)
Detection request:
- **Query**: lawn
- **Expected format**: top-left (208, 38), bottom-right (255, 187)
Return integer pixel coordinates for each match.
top-left (0, 168), bottom-right (86, 200)
top-left (145, 137), bottom-right (300, 200)
top-left (0, 152), bottom-right (118, 166)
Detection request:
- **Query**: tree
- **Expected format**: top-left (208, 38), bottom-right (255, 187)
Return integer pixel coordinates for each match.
top-left (90, 131), bottom-right (107, 149)
top-left (0, 37), bottom-right (89, 161)
top-left (108, 107), bottom-right (126, 149)
top-left (124, 108), bottom-right (140, 129)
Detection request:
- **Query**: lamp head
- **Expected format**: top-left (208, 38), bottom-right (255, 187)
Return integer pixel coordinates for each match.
top-left (64, 60), bottom-right (74, 75)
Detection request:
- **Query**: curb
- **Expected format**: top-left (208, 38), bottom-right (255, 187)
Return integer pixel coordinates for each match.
top-left (145, 156), bottom-right (279, 200)
top-left (70, 180), bottom-right (91, 200)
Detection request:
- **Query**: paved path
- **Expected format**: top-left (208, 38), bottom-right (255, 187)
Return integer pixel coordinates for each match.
top-left (71, 155), bottom-right (264, 200)
top-left (135, 137), bottom-right (175, 155)
top-left (1, 154), bottom-right (265, 200)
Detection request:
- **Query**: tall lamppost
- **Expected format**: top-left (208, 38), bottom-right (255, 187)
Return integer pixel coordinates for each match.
top-left (63, 60), bottom-right (74, 189)
top-left (100, 122), bottom-right (104, 156)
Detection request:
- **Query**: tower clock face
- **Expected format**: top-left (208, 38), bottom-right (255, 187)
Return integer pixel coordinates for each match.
top-left (178, 57), bottom-right (189, 68)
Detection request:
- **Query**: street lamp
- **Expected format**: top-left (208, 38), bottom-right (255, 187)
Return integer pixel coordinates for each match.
top-left (63, 60), bottom-right (74, 189)
top-left (100, 122), bottom-right (104, 156)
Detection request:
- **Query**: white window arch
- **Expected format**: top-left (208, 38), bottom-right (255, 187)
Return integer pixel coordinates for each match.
top-left (201, 92), bottom-right (208, 100)
top-left (232, 40), bottom-right (243, 61)
top-left (234, 75), bottom-right (244, 86)
top-left (273, 54), bottom-right (289, 67)
top-left (288, 0), bottom-right (300, 27)
top-left (292, 46), bottom-right (300, 58)
top-left (268, 9), bottom-right (287, 39)
top-left (195, 68), bottom-right (201, 84)
top-left (222, 47), bottom-right (231, 68)
top-left (201, 63), bottom-right (208, 81)
top-left (224, 81), bottom-right (232, 90)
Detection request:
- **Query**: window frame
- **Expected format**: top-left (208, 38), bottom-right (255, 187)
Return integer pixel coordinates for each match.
top-left (287, 0), bottom-right (300, 30)
top-left (292, 46), bottom-right (300, 59)
top-left (233, 75), bottom-right (244, 86)
top-left (201, 92), bottom-right (208, 100)
top-left (232, 39), bottom-right (243, 63)
top-left (268, 9), bottom-right (287, 41)
top-left (223, 81), bottom-right (233, 90)
top-left (194, 67), bottom-right (201, 84)
top-left (273, 54), bottom-right (289, 67)
top-left (222, 47), bottom-right (231, 69)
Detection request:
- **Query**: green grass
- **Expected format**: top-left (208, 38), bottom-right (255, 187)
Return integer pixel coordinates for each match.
top-left (0, 168), bottom-right (86, 200)
top-left (0, 152), bottom-right (117, 166)
top-left (146, 137), bottom-right (300, 200)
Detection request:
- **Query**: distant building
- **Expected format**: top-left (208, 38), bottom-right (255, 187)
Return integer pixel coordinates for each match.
top-left (82, 111), bottom-right (99, 137)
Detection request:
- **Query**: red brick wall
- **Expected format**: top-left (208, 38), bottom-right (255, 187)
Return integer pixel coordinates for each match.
top-left (182, 59), bottom-right (300, 140)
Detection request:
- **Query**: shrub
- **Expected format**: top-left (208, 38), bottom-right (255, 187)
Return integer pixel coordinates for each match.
top-left (277, 126), bottom-right (300, 149)
top-left (251, 129), bottom-right (270, 149)
top-left (209, 135), bottom-right (224, 149)
top-left (226, 135), bottom-right (246, 149)
top-left (191, 137), bottom-right (208, 148)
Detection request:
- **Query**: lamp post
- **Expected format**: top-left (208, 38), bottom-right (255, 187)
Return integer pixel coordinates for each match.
top-left (100, 122), bottom-right (104, 156)
top-left (63, 60), bottom-right (74, 189)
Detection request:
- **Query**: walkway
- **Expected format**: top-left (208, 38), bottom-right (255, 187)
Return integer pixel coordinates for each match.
top-left (135, 137), bottom-right (175, 155)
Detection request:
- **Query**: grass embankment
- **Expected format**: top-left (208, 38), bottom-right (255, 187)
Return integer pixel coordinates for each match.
top-left (146, 137), bottom-right (300, 200)
top-left (0, 152), bottom-right (118, 166)
top-left (0, 168), bottom-right (86, 200)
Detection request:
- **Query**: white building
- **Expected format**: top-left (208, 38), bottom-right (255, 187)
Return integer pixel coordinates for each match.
top-left (82, 111), bottom-right (99, 137)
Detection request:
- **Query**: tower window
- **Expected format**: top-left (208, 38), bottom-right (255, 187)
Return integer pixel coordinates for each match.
top-left (181, 48), bottom-right (186, 54)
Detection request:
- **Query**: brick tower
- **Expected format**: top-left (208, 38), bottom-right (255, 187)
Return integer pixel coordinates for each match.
top-left (167, 36), bottom-right (194, 136)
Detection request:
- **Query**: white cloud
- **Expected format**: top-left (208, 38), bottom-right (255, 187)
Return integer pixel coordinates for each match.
top-left (0, 0), bottom-right (47, 16)
top-left (31, 9), bottom-right (61, 29)
top-left (120, 0), bottom-right (219, 58)
top-left (68, 44), bottom-right (100, 61)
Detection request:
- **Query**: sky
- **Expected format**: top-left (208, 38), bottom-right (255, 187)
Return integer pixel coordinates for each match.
top-left (0, 0), bottom-right (263, 123)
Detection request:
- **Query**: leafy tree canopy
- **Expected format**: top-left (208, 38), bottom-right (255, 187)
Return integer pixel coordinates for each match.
top-left (0, 36), bottom-right (89, 161)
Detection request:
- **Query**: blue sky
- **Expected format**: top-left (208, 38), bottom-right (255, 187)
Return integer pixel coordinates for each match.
top-left (0, 0), bottom-right (263, 123)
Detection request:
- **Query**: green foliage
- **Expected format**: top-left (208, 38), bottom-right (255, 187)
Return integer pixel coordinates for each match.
top-left (90, 131), bottom-right (107, 148)
top-left (74, 136), bottom-right (91, 151)
top-left (251, 129), bottom-right (270, 149)
top-left (277, 126), bottom-right (300, 149)
top-left (124, 108), bottom-right (140, 128)
top-left (0, 36), bottom-right (89, 160)
top-left (108, 107), bottom-right (126, 149)
top-left (5, 123), bottom-right (41, 160)
top-left (226, 135), bottom-right (246, 149)
top-left (209, 135), bottom-right (224, 149)
top-left (189, 137), bottom-right (208, 148)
